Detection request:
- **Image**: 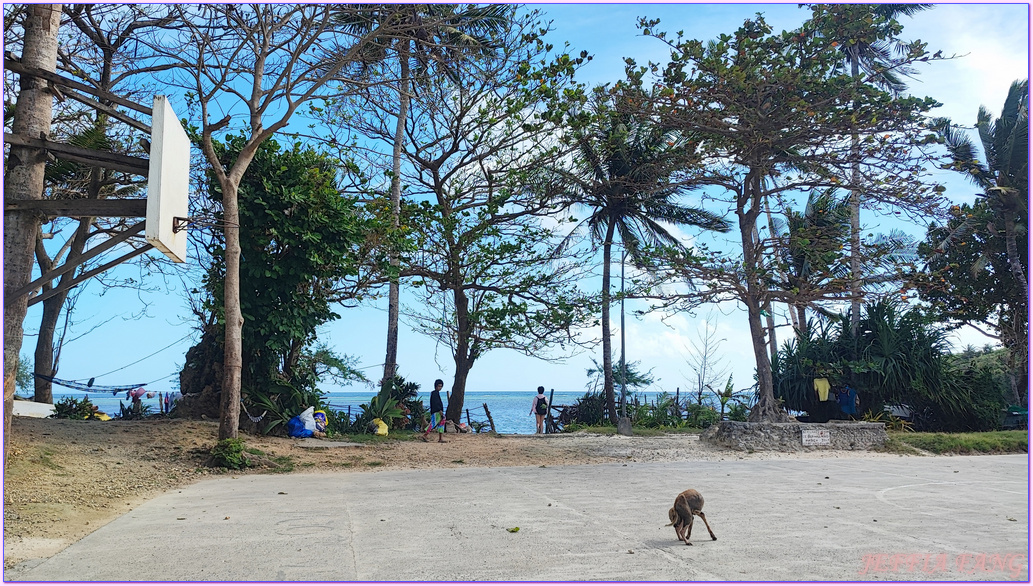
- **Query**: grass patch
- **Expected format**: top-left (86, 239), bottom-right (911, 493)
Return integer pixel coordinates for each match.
top-left (245, 447), bottom-right (266, 456)
top-left (365, 461), bottom-right (384, 467)
top-left (561, 424), bottom-right (706, 436)
top-left (888, 431), bottom-right (1028, 455)
top-left (451, 459), bottom-right (465, 464)
top-left (271, 455), bottom-right (295, 473)
top-left (33, 448), bottom-right (63, 470)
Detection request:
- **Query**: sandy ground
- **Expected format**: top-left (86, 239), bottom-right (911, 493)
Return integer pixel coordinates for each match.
top-left (3, 415), bottom-right (902, 569)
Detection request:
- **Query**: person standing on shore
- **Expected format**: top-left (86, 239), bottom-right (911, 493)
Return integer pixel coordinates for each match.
top-left (423, 379), bottom-right (447, 443)
top-left (530, 386), bottom-right (549, 434)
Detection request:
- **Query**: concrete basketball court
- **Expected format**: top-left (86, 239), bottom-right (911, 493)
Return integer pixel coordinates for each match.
top-left (6, 454), bottom-right (1028, 582)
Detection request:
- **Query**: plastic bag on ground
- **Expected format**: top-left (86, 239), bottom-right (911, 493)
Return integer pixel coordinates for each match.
top-left (299, 406), bottom-right (316, 431)
top-left (287, 415), bottom-right (313, 438)
top-left (372, 417), bottom-right (388, 436)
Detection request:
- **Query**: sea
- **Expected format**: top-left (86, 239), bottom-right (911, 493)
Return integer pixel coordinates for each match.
top-left (47, 388), bottom-right (672, 435)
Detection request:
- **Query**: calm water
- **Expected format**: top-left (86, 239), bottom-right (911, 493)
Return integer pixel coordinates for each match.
top-left (48, 389), bottom-right (670, 435)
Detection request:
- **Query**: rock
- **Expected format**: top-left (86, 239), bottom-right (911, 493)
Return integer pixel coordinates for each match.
top-left (700, 421), bottom-right (887, 451)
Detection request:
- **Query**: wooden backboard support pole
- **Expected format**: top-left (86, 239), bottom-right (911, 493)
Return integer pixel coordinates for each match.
top-left (5, 222), bottom-right (146, 305)
top-left (3, 58), bottom-right (190, 308)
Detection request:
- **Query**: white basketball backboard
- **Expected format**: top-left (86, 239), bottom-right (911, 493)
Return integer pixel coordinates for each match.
top-left (145, 95), bottom-right (190, 263)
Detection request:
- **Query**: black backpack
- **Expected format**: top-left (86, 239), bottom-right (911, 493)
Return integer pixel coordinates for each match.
top-left (535, 396), bottom-right (548, 415)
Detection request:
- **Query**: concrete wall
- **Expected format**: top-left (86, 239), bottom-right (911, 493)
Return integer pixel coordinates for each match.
top-left (701, 421), bottom-right (887, 451)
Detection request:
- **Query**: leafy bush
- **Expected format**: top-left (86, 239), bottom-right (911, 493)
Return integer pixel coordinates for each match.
top-left (684, 403), bottom-right (720, 429)
top-left (633, 392), bottom-right (682, 428)
top-left (727, 402), bottom-right (749, 422)
top-left (209, 438), bottom-right (248, 469)
top-left (572, 391), bottom-right (607, 425)
top-left (53, 397), bottom-right (95, 420)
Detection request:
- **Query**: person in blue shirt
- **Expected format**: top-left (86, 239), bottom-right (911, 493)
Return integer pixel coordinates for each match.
top-left (837, 385), bottom-right (858, 417)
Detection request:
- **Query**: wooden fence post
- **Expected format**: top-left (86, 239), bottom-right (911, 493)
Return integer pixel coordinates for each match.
top-left (483, 402), bottom-right (497, 434)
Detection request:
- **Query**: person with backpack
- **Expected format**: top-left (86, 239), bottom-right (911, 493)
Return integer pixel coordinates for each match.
top-left (529, 386), bottom-right (549, 434)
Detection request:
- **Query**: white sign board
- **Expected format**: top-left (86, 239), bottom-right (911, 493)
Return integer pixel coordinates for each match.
top-left (145, 95), bottom-right (190, 263)
top-left (801, 429), bottom-right (831, 446)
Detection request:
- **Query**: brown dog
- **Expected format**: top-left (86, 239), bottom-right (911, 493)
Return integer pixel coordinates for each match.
top-left (667, 489), bottom-right (717, 546)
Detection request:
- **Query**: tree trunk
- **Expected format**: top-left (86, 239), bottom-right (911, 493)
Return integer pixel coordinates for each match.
top-left (738, 173), bottom-right (791, 423)
top-left (382, 42), bottom-right (411, 392)
top-left (4, 3), bottom-right (62, 464)
top-left (848, 54), bottom-right (862, 336)
top-left (219, 179), bottom-right (243, 440)
top-left (34, 220), bottom-right (91, 404)
top-left (600, 219), bottom-right (618, 424)
top-left (446, 287), bottom-right (474, 423)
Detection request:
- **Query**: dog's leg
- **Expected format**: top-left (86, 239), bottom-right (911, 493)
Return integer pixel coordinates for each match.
top-left (683, 515), bottom-right (694, 545)
top-left (696, 511), bottom-right (717, 541)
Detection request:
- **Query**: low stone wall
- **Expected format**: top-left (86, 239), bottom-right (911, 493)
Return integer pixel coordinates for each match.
top-left (700, 421), bottom-right (887, 451)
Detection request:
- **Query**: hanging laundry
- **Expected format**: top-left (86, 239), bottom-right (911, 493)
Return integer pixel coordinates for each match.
top-left (813, 378), bottom-right (831, 402)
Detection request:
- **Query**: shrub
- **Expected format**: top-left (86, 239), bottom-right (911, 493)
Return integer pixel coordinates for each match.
top-left (684, 403), bottom-right (720, 429)
top-left (53, 397), bottom-right (95, 420)
top-left (727, 402), bottom-right (749, 422)
top-left (209, 438), bottom-right (248, 470)
top-left (572, 391), bottom-right (607, 425)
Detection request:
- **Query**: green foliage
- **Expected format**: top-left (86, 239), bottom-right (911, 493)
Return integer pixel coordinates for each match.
top-left (209, 438), bottom-right (248, 470)
top-left (915, 80), bottom-right (1028, 406)
top-left (632, 392), bottom-right (682, 428)
top-left (117, 401), bottom-right (154, 420)
top-left (773, 300), bottom-right (1007, 431)
top-left (727, 402), bottom-right (749, 422)
top-left (586, 358), bottom-right (656, 396)
top-left (52, 397), bottom-right (95, 420)
top-left (350, 375), bottom-right (423, 433)
top-left (15, 354), bottom-right (33, 395)
top-left (861, 410), bottom-right (914, 433)
top-left (571, 391), bottom-right (607, 425)
top-left (683, 403), bottom-right (720, 429)
top-left (199, 136), bottom-right (375, 433)
top-left (631, 9), bottom-right (943, 420)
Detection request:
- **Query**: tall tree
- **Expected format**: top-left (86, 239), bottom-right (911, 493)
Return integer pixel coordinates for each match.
top-left (804, 4), bottom-right (933, 335)
top-left (143, 5), bottom-right (419, 440)
top-left (4, 3), bottom-right (62, 463)
top-left (552, 86), bottom-right (731, 424)
top-left (181, 136), bottom-right (376, 430)
top-left (378, 11), bottom-right (594, 423)
top-left (635, 13), bottom-right (943, 422)
top-left (30, 5), bottom-right (176, 403)
top-left (333, 5), bottom-right (509, 395)
top-left (915, 79), bottom-right (1029, 404)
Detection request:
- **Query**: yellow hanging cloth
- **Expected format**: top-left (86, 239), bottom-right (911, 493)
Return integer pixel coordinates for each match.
top-left (814, 378), bottom-right (831, 401)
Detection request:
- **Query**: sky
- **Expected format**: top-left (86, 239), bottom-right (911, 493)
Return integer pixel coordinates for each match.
top-left (15, 2), bottom-right (1031, 400)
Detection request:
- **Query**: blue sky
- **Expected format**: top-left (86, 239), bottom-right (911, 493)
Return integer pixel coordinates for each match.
top-left (18, 3), bottom-right (1030, 399)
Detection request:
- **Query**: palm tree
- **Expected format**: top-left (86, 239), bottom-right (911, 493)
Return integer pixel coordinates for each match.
top-left (333, 5), bottom-right (509, 393)
top-left (776, 190), bottom-right (852, 332)
top-left (930, 79), bottom-right (1029, 299)
top-left (808, 4), bottom-right (933, 335)
top-left (555, 87), bottom-right (730, 424)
